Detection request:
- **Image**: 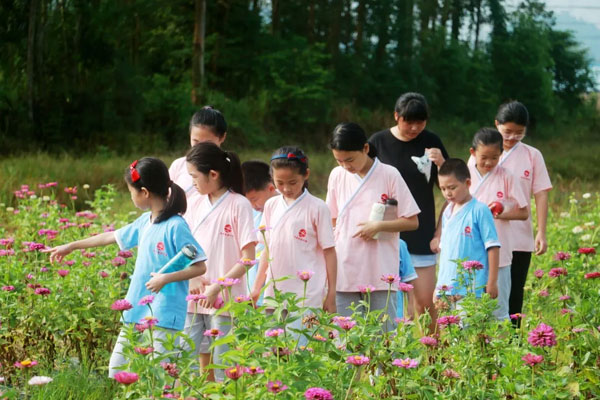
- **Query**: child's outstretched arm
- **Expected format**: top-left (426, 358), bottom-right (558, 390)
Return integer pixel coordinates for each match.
top-left (533, 190), bottom-right (549, 255)
top-left (200, 243), bottom-right (256, 308)
top-left (146, 261), bottom-right (207, 293)
top-left (486, 246), bottom-right (500, 299)
top-left (353, 215), bottom-right (418, 240)
top-left (45, 232), bottom-right (117, 264)
top-left (322, 247), bottom-right (337, 313)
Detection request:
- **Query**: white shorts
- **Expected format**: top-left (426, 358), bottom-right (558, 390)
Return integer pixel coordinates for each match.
top-left (410, 253), bottom-right (437, 268)
top-left (492, 266), bottom-right (511, 321)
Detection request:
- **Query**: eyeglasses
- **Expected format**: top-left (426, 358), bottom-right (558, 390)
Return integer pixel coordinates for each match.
top-left (500, 132), bottom-right (525, 140)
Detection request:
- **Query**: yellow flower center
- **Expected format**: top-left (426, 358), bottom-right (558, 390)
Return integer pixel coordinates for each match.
top-left (20, 360), bottom-right (32, 366)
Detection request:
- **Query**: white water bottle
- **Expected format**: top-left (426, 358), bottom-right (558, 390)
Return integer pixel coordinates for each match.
top-left (369, 203), bottom-right (386, 240)
top-left (157, 244), bottom-right (198, 295)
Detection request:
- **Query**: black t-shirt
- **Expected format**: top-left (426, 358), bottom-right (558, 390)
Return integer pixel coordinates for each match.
top-left (369, 128), bottom-right (449, 255)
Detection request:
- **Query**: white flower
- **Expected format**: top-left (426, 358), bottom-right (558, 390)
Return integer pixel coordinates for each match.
top-left (28, 376), bottom-right (53, 385)
top-left (582, 193), bottom-right (591, 199)
top-left (569, 199), bottom-right (578, 204)
top-left (6, 207), bottom-right (14, 212)
top-left (572, 226), bottom-right (584, 234)
top-left (83, 184), bottom-right (90, 190)
top-left (30, 194), bottom-right (37, 199)
top-left (42, 196), bottom-right (50, 201)
top-left (585, 221), bottom-right (595, 227)
top-left (560, 212), bottom-right (570, 218)
top-left (581, 234), bottom-right (592, 241)
top-left (0, 376), bottom-right (4, 383)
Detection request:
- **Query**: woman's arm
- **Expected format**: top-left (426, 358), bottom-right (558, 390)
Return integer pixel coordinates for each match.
top-left (533, 190), bottom-right (549, 255)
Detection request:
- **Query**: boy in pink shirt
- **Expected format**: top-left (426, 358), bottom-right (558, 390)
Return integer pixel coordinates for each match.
top-left (467, 128), bottom-right (529, 321)
top-left (326, 123), bottom-right (420, 331)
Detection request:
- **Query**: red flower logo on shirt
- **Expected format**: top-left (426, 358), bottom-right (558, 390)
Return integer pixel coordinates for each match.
top-left (157, 242), bottom-right (165, 251)
top-left (463, 226), bottom-right (472, 238)
top-left (298, 229), bottom-right (307, 238)
top-left (496, 191), bottom-right (504, 199)
top-left (224, 224), bottom-right (232, 234)
top-left (380, 193), bottom-right (389, 203)
top-left (524, 170), bottom-right (530, 178)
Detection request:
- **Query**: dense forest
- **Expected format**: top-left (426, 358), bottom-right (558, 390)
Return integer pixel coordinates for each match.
top-left (0, 0), bottom-right (596, 153)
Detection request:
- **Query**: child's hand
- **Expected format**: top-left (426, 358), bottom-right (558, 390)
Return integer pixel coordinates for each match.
top-left (44, 243), bottom-right (74, 264)
top-left (199, 284), bottom-right (219, 308)
top-left (534, 232), bottom-right (548, 255)
top-left (353, 221), bottom-right (380, 241)
top-left (426, 148), bottom-right (445, 167)
top-left (323, 293), bottom-right (337, 313)
top-left (429, 237), bottom-right (440, 253)
top-left (145, 273), bottom-right (169, 293)
top-left (250, 290), bottom-right (261, 308)
top-left (189, 284), bottom-right (204, 295)
top-left (485, 281), bottom-right (498, 299)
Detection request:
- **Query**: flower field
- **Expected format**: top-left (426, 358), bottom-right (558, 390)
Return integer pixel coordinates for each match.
top-left (0, 184), bottom-right (599, 399)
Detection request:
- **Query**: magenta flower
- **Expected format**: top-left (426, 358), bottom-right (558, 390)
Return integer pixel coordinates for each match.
top-left (554, 251), bottom-right (571, 261)
top-left (396, 316), bottom-right (413, 325)
top-left (140, 316), bottom-right (158, 327)
top-left (203, 328), bottom-right (224, 337)
top-left (304, 387), bottom-right (334, 400)
top-left (265, 328), bottom-right (285, 337)
top-left (113, 371), bottom-right (139, 385)
top-left (238, 258), bottom-right (258, 266)
top-left (40, 267), bottom-right (49, 272)
top-left (358, 284), bottom-right (376, 293)
top-left (1, 285), bottom-right (15, 291)
top-left (224, 366), bottom-right (244, 380)
top-left (0, 238), bottom-right (15, 246)
top-left (267, 381), bottom-right (288, 394)
top-left (437, 315), bottom-right (461, 327)
top-left (346, 355), bottom-right (370, 366)
top-left (214, 277), bottom-right (241, 287)
top-left (527, 323), bottom-right (557, 347)
top-left (419, 336), bottom-right (438, 347)
top-left (548, 268), bottom-right (567, 277)
top-left (397, 282), bottom-right (414, 292)
top-left (111, 299), bottom-right (133, 311)
top-left (118, 250), bottom-right (134, 258)
top-left (522, 353), bottom-right (544, 367)
top-left (332, 316), bottom-right (357, 330)
top-left (392, 358), bottom-right (419, 369)
top-left (381, 274), bottom-right (400, 284)
top-left (57, 269), bottom-right (70, 277)
top-left (560, 308), bottom-right (572, 315)
top-left (559, 295), bottom-right (570, 301)
top-left (99, 271), bottom-right (109, 278)
top-left (111, 257), bottom-right (126, 267)
top-left (578, 247), bottom-right (596, 255)
top-left (34, 287), bottom-right (51, 296)
top-left (186, 294), bottom-right (207, 302)
top-left (234, 295), bottom-right (251, 303)
top-left (534, 269), bottom-right (545, 279)
top-left (436, 284), bottom-right (454, 292)
top-left (462, 260), bottom-right (484, 271)
top-left (442, 369), bottom-right (460, 379)
top-left (510, 313), bottom-right (526, 320)
top-left (538, 289), bottom-right (549, 297)
top-left (245, 366), bottom-right (265, 375)
top-left (585, 272), bottom-right (600, 279)
top-left (213, 296), bottom-right (225, 309)
top-left (14, 359), bottom-right (38, 369)
top-left (134, 346), bottom-right (154, 355)
top-left (297, 270), bottom-right (315, 282)
top-left (160, 362), bottom-right (179, 378)
top-left (135, 323), bottom-right (149, 332)
top-left (138, 295), bottom-right (155, 306)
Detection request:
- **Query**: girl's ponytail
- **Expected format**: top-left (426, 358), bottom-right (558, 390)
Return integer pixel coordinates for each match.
top-left (186, 142), bottom-right (244, 195)
top-left (160, 181), bottom-right (187, 223)
top-left (329, 122), bottom-right (376, 158)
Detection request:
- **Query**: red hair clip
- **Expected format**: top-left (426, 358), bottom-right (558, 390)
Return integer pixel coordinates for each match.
top-left (130, 160), bottom-right (140, 182)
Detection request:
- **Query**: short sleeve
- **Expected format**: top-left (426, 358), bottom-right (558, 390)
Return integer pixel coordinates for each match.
top-left (531, 149), bottom-right (552, 194)
top-left (390, 169), bottom-right (420, 218)
top-left (170, 217), bottom-right (207, 263)
top-left (169, 157), bottom-right (184, 183)
top-left (314, 201), bottom-right (336, 250)
top-left (477, 205), bottom-right (501, 250)
top-left (505, 170), bottom-right (529, 208)
top-left (235, 198), bottom-right (258, 251)
top-left (467, 154), bottom-right (476, 168)
top-left (326, 169), bottom-right (339, 219)
top-left (114, 213), bottom-right (149, 251)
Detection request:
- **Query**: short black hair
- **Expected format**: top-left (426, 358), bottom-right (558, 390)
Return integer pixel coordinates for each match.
top-left (496, 101), bottom-right (529, 126)
top-left (438, 158), bottom-right (471, 183)
top-left (394, 92), bottom-right (429, 122)
top-left (241, 160), bottom-right (272, 193)
top-left (471, 127), bottom-right (503, 152)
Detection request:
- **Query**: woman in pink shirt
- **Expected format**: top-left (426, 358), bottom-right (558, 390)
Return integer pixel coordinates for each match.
top-left (184, 142), bottom-right (257, 381)
top-left (326, 122), bottom-right (420, 331)
top-left (494, 102), bottom-right (552, 323)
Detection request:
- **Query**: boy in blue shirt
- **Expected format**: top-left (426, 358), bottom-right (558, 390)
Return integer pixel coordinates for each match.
top-left (431, 158), bottom-right (500, 304)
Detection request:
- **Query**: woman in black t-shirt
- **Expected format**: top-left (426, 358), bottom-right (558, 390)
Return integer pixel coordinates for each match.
top-left (369, 93), bottom-right (448, 330)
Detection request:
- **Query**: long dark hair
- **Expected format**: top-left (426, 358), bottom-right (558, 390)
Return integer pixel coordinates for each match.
top-left (329, 122), bottom-right (377, 158)
top-left (189, 106), bottom-right (227, 138)
top-left (496, 101), bottom-right (529, 127)
top-left (186, 142), bottom-right (243, 194)
top-left (270, 146), bottom-right (309, 190)
top-left (124, 157), bottom-right (186, 223)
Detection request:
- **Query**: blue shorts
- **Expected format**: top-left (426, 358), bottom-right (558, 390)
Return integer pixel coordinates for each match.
top-left (410, 253), bottom-right (438, 268)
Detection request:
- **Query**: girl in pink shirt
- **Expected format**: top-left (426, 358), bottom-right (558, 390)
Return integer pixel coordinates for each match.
top-left (326, 122), bottom-right (420, 330)
top-left (184, 142), bottom-right (257, 381)
top-left (251, 147), bottom-right (337, 313)
top-left (468, 128), bottom-right (529, 321)
top-left (494, 101), bottom-right (552, 323)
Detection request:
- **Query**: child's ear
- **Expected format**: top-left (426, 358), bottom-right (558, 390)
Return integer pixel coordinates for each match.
top-left (267, 183), bottom-right (276, 193)
top-left (140, 187), bottom-right (150, 198)
top-left (394, 111), bottom-right (399, 122)
top-left (466, 178), bottom-right (471, 188)
top-left (209, 169), bottom-right (220, 181)
top-left (469, 147), bottom-right (476, 157)
top-left (304, 168), bottom-right (311, 181)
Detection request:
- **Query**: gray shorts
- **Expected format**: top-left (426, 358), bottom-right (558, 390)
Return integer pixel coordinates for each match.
top-left (336, 290), bottom-right (398, 332)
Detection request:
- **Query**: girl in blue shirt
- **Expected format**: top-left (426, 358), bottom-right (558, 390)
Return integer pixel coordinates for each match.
top-left (47, 157), bottom-right (207, 378)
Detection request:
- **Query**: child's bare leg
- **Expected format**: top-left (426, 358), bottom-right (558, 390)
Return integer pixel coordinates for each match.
top-left (200, 353), bottom-right (214, 382)
top-left (411, 265), bottom-right (438, 332)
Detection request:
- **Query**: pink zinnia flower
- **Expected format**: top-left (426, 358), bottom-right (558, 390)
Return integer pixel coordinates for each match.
top-left (381, 274), bottom-right (400, 284)
top-left (442, 369), bottom-right (460, 379)
top-left (548, 268), bottom-right (567, 277)
top-left (161, 362), bottom-right (179, 378)
top-left (578, 247), bottom-right (596, 255)
top-left (140, 316), bottom-right (158, 327)
top-left (34, 287), bottom-right (51, 296)
top-left (203, 328), bottom-right (224, 337)
top-left (234, 295), bottom-right (251, 303)
top-left (436, 284), bottom-right (454, 292)
top-left (560, 308), bottom-right (573, 315)
top-left (118, 250), bottom-right (134, 258)
top-left (135, 323), bottom-right (149, 332)
top-left (57, 269), bottom-right (70, 277)
top-left (297, 270), bottom-right (315, 282)
top-left (138, 295), bottom-right (155, 306)
top-left (304, 387), bottom-right (334, 400)
top-left (267, 381), bottom-right (288, 394)
top-left (2, 285), bottom-right (15, 291)
top-left (113, 371), bottom-right (139, 385)
top-left (214, 277), bottom-right (241, 287)
top-left (245, 366), bottom-right (265, 375)
top-left (538, 289), bottom-right (549, 297)
top-left (358, 284), bottom-right (376, 293)
top-left (346, 355), bottom-right (370, 366)
top-left (396, 316), bottom-right (413, 325)
top-left (397, 282), bottom-right (414, 292)
top-left (510, 313), bottom-right (526, 320)
top-left (332, 316), bottom-right (357, 331)
top-left (559, 295), bottom-right (570, 301)
top-left (134, 346), bottom-right (154, 355)
top-left (238, 258), bottom-right (258, 266)
top-left (522, 353), bottom-right (544, 367)
top-left (534, 269), bottom-right (545, 279)
top-left (392, 358), bottom-right (419, 369)
top-left (111, 257), bottom-right (126, 267)
top-left (111, 299), bottom-right (133, 311)
top-left (40, 267), bottom-right (48, 273)
top-left (554, 251), bottom-right (571, 261)
top-left (437, 315), bottom-right (461, 327)
top-left (28, 376), bottom-right (53, 385)
top-left (527, 323), bottom-right (557, 347)
top-left (265, 328), bottom-right (285, 337)
top-left (419, 336), bottom-right (438, 347)
top-left (213, 296), bottom-right (225, 309)
top-left (99, 271), bottom-right (109, 278)
top-left (585, 272), bottom-right (600, 279)
top-left (186, 294), bottom-right (207, 302)
top-left (15, 359), bottom-right (38, 369)
top-left (224, 366), bottom-right (244, 380)
top-left (462, 260), bottom-right (484, 271)
top-left (572, 328), bottom-right (586, 333)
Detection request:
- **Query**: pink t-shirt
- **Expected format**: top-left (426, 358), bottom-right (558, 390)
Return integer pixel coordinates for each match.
top-left (186, 191), bottom-right (257, 314)
top-left (499, 143), bottom-right (552, 252)
top-left (326, 158), bottom-right (420, 292)
top-left (259, 190), bottom-right (335, 308)
top-left (169, 156), bottom-right (204, 228)
top-left (468, 164), bottom-right (529, 267)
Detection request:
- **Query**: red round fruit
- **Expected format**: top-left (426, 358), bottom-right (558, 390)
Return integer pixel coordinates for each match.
top-left (490, 201), bottom-right (504, 217)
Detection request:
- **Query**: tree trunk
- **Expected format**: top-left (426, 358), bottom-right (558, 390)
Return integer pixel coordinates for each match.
top-left (328, 1), bottom-right (343, 58)
top-left (450, 0), bottom-right (462, 41)
top-left (271, 0), bottom-right (280, 36)
top-left (398, 0), bottom-right (414, 61)
top-left (307, 0), bottom-right (315, 43)
top-left (355, 0), bottom-right (366, 54)
top-left (474, 0), bottom-right (482, 50)
top-left (27, 0), bottom-right (41, 129)
top-left (192, 0), bottom-right (206, 105)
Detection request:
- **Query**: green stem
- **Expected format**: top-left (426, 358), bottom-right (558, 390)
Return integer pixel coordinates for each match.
top-left (344, 367), bottom-right (359, 400)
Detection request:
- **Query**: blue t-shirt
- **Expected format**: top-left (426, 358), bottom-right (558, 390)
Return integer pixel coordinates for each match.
top-left (397, 239), bottom-right (417, 318)
top-left (115, 212), bottom-right (207, 330)
top-left (437, 198), bottom-right (500, 297)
